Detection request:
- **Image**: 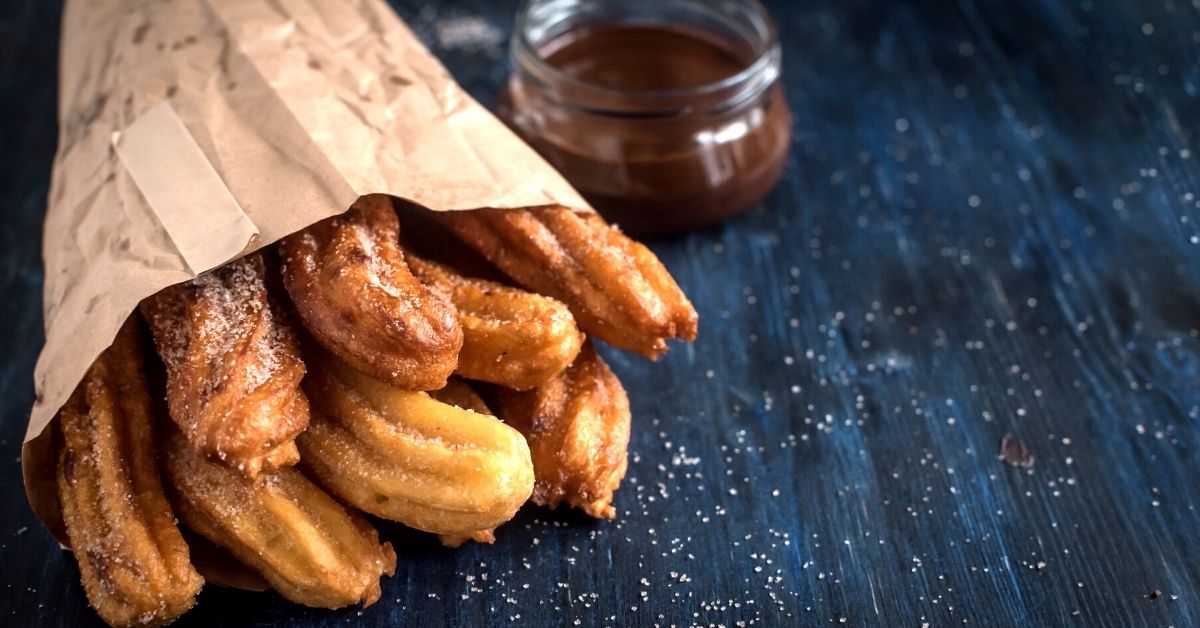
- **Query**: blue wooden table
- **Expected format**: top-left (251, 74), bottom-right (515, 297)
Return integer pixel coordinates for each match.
top-left (3, 0), bottom-right (1199, 625)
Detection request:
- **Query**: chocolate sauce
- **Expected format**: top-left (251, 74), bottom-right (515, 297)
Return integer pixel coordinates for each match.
top-left (505, 24), bottom-right (791, 234)
top-left (542, 26), bottom-right (747, 91)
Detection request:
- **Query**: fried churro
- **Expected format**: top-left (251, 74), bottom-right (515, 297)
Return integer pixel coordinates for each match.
top-left (298, 353), bottom-right (533, 535)
top-left (140, 252), bottom-right (309, 478)
top-left (494, 341), bottom-right (631, 519)
top-left (56, 318), bottom-right (203, 626)
top-left (409, 254), bottom-right (583, 389)
top-left (435, 205), bottom-right (698, 358)
top-left (161, 427), bottom-right (395, 609)
top-left (280, 195), bottom-right (462, 391)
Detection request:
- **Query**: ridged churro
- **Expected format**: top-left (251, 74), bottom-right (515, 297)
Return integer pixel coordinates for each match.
top-left (298, 353), bottom-right (533, 535)
top-left (161, 428), bottom-right (395, 609)
top-left (280, 195), bottom-right (462, 391)
top-left (56, 318), bottom-right (203, 626)
top-left (409, 254), bottom-right (583, 389)
top-left (140, 252), bottom-right (309, 477)
top-left (435, 205), bottom-right (698, 358)
top-left (494, 341), bottom-right (631, 519)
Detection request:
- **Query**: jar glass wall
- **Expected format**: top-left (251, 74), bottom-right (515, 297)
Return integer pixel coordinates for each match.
top-left (504, 0), bottom-right (791, 235)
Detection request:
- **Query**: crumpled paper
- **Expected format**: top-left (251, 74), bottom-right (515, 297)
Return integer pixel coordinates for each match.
top-left (24, 0), bottom-right (587, 541)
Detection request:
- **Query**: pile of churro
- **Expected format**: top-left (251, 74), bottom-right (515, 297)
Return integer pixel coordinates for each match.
top-left (53, 197), bottom-right (697, 626)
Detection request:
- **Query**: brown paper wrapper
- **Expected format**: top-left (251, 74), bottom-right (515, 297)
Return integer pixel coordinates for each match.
top-left (24, 0), bottom-right (588, 573)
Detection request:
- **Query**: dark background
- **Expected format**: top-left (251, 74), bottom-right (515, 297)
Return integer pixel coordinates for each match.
top-left (3, 0), bottom-right (1200, 625)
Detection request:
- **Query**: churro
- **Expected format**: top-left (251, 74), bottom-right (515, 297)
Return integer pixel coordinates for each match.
top-left (435, 205), bottom-right (697, 358)
top-left (161, 428), bottom-right (395, 609)
top-left (140, 252), bottom-right (309, 477)
top-left (56, 318), bottom-right (203, 626)
top-left (493, 341), bottom-right (631, 519)
top-left (298, 353), bottom-right (533, 535)
top-left (409, 254), bottom-right (583, 389)
top-left (280, 195), bottom-right (462, 390)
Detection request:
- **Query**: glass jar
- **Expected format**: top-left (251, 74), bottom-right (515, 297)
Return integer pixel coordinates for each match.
top-left (503, 0), bottom-right (791, 235)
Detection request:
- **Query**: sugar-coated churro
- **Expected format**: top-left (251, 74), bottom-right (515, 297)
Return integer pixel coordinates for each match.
top-left (435, 206), bottom-right (697, 358)
top-left (493, 341), bottom-right (630, 519)
top-left (280, 195), bottom-right (461, 390)
top-left (162, 427), bottom-right (395, 609)
top-left (409, 254), bottom-right (583, 389)
top-left (56, 318), bottom-right (203, 626)
top-left (140, 252), bottom-right (309, 477)
top-left (298, 353), bottom-right (533, 535)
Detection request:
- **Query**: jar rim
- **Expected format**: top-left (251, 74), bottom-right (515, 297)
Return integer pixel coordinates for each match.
top-left (511, 0), bottom-right (782, 115)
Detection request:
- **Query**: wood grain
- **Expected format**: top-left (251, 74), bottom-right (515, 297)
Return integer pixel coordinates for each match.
top-left (1, 0), bottom-right (1198, 625)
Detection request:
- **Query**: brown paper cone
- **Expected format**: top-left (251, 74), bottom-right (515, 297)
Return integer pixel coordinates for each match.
top-left (24, 0), bottom-right (589, 582)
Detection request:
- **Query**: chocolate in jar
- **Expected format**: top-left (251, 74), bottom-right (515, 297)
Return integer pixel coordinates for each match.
top-left (504, 17), bottom-right (791, 235)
